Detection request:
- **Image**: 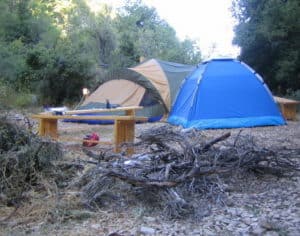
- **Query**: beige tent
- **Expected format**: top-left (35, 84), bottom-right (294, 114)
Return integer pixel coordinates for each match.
top-left (82, 79), bottom-right (145, 107)
top-left (130, 59), bottom-right (172, 110)
top-left (77, 59), bottom-right (195, 122)
top-left (129, 59), bottom-right (195, 111)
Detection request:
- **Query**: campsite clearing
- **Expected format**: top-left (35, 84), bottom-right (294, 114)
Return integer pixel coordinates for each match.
top-left (1, 112), bottom-right (299, 236)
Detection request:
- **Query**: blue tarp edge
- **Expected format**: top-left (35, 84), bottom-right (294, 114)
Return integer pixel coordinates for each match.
top-left (63, 114), bottom-right (163, 125)
top-left (168, 115), bottom-right (286, 129)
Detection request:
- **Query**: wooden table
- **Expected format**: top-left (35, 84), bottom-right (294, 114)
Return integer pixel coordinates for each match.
top-left (32, 106), bottom-right (147, 155)
top-left (274, 96), bottom-right (300, 121)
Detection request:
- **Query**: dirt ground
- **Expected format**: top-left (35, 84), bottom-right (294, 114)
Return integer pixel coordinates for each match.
top-left (1, 114), bottom-right (300, 236)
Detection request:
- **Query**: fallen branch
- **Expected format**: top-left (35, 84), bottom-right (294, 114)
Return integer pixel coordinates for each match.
top-left (80, 124), bottom-right (300, 219)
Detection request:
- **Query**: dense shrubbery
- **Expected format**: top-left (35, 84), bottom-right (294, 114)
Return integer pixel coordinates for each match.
top-left (232, 0), bottom-right (300, 95)
top-left (0, 82), bottom-right (37, 109)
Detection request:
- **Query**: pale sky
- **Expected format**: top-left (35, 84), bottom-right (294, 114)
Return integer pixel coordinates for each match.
top-left (87, 0), bottom-right (240, 59)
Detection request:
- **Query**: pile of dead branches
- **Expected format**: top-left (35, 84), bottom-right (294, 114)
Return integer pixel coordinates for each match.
top-left (79, 125), bottom-right (300, 219)
top-left (0, 116), bottom-right (79, 206)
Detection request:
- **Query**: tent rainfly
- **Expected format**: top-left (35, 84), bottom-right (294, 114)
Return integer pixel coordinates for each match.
top-left (129, 58), bottom-right (195, 112)
top-left (168, 58), bottom-right (286, 129)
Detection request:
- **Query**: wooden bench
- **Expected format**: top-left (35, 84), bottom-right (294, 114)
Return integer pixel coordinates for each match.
top-left (274, 96), bottom-right (300, 121)
top-left (32, 106), bottom-right (147, 155)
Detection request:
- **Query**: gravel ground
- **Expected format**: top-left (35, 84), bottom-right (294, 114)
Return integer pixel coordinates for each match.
top-left (1, 115), bottom-right (300, 236)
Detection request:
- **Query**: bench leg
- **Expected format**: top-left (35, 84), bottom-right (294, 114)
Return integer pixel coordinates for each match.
top-left (38, 118), bottom-right (58, 139)
top-left (114, 120), bottom-right (135, 155)
top-left (285, 104), bottom-right (297, 121)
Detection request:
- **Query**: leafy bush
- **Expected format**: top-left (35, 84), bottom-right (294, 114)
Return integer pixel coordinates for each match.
top-left (27, 40), bottom-right (97, 105)
top-left (0, 83), bottom-right (37, 109)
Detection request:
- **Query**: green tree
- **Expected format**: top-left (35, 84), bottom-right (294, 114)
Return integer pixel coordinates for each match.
top-left (27, 39), bottom-right (97, 105)
top-left (0, 0), bottom-right (101, 105)
top-left (232, 0), bottom-right (300, 94)
top-left (0, 0), bottom-right (57, 44)
top-left (114, 0), bottom-right (201, 67)
top-left (0, 0), bottom-right (59, 92)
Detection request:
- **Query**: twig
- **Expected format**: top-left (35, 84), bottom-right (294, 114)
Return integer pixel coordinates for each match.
top-left (0, 206), bottom-right (20, 225)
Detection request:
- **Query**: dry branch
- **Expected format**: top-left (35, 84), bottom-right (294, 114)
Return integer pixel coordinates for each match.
top-left (79, 124), bottom-right (300, 219)
top-left (0, 116), bottom-right (79, 207)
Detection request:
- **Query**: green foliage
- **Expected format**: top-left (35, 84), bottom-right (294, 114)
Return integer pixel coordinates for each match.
top-left (114, 0), bottom-right (201, 67)
top-left (232, 0), bottom-right (300, 94)
top-left (0, 83), bottom-right (15, 109)
top-left (0, 0), bottom-right (99, 105)
top-left (0, 0), bottom-right (202, 107)
top-left (0, 82), bottom-right (36, 109)
top-left (0, 0), bottom-right (56, 44)
top-left (0, 40), bottom-right (27, 90)
top-left (26, 39), bottom-right (97, 105)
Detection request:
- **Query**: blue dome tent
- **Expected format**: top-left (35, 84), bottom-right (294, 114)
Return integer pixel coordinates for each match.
top-left (168, 58), bottom-right (286, 129)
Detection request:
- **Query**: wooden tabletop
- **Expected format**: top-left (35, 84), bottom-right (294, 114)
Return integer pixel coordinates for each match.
top-left (64, 106), bottom-right (143, 115)
top-left (274, 96), bottom-right (300, 105)
top-left (32, 114), bottom-right (147, 121)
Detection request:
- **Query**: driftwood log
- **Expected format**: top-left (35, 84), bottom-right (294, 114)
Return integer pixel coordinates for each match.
top-left (80, 125), bottom-right (300, 218)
